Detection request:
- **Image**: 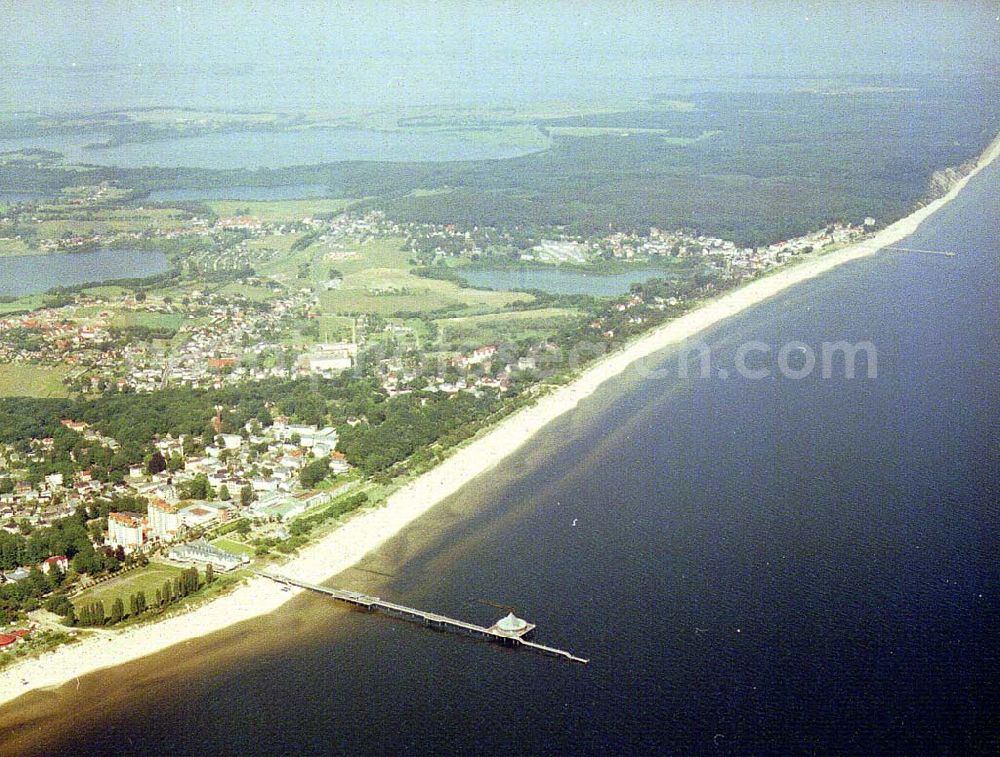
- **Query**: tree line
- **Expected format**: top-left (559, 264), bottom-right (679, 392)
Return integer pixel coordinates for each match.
top-left (74, 565), bottom-right (212, 627)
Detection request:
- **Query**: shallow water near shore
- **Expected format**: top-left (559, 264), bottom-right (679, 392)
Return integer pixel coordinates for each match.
top-left (1, 161), bottom-right (997, 755)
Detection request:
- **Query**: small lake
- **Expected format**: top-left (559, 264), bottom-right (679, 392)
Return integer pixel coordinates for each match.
top-left (0, 248), bottom-right (170, 297)
top-left (1, 128), bottom-right (539, 170)
top-left (146, 184), bottom-right (334, 202)
top-left (462, 267), bottom-right (671, 296)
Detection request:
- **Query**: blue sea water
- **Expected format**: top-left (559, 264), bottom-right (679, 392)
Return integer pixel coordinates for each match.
top-left (2, 132), bottom-right (996, 757)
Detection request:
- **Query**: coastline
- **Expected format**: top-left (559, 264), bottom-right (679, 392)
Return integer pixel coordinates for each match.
top-left (2, 133), bottom-right (997, 709)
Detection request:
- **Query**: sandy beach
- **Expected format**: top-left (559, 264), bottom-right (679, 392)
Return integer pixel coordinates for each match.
top-left (1, 133), bottom-right (997, 709)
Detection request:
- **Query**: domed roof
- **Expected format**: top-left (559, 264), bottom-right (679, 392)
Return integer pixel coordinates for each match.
top-left (496, 612), bottom-right (528, 632)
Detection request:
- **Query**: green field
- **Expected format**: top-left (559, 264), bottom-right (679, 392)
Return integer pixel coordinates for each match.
top-left (313, 238), bottom-right (530, 316)
top-left (257, 235), bottom-right (533, 316)
top-left (73, 562), bottom-right (186, 611)
top-left (433, 307), bottom-right (579, 349)
top-left (321, 267), bottom-right (528, 316)
top-left (214, 282), bottom-right (284, 302)
top-left (322, 237), bottom-right (411, 276)
top-left (0, 293), bottom-right (46, 315)
top-left (34, 207), bottom-right (188, 239)
top-left (0, 364), bottom-right (72, 397)
top-left (315, 315), bottom-right (355, 341)
top-left (248, 231), bottom-right (309, 258)
top-left (206, 198), bottom-right (360, 222)
top-left (254, 233), bottom-right (323, 281)
top-left (76, 285), bottom-right (129, 298)
top-left (0, 237), bottom-right (33, 256)
top-left (210, 537), bottom-right (256, 557)
top-left (108, 311), bottom-right (187, 330)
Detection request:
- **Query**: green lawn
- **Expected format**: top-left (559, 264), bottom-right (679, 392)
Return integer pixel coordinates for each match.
top-left (321, 267), bottom-right (529, 316)
top-left (282, 312), bottom-right (357, 347)
top-left (332, 237), bottom-right (412, 275)
top-left (254, 235), bottom-right (320, 282)
top-left (77, 285), bottom-right (129, 298)
top-left (0, 237), bottom-right (33, 256)
top-left (248, 231), bottom-right (309, 256)
top-left (259, 236), bottom-right (409, 285)
top-left (0, 293), bottom-right (46, 314)
top-left (304, 314), bottom-right (355, 342)
top-left (108, 311), bottom-right (187, 330)
top-left (259, 236), bottom-right (534, 317)
top-left (433, 307), bottom-right (579, 349)
top-left (210, 537), bottom-right (256, 557)
top-left (0, 364), bottom-right (72, 397)
top-left (73, 562), bottom-right (186, 612)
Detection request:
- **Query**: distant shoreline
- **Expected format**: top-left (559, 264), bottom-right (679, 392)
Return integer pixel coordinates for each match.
top-left (1, 130), bottom-right (997, 710)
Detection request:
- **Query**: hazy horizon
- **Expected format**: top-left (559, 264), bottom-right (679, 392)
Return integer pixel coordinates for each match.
top-left (3, 0), bottom-right (998, 113)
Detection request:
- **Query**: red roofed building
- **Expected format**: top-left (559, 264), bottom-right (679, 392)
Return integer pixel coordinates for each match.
top-left (329, 450), bottom-right (350, 474)
top-left (40, 555), bottom-right (69, 574)
top-left (0, 634), bottom-right (17, 648)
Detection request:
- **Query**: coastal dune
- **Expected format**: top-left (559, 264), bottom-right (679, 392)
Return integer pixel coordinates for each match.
top-left (1, 133), bottom-right (997, 709)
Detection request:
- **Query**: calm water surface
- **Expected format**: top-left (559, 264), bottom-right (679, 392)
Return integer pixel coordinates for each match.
top-left (1, 163), bottom-right (996, 755)
top-left (0, 248), bottom-right (170, 296)
top-left (0, 128), bottom-right (538, 170)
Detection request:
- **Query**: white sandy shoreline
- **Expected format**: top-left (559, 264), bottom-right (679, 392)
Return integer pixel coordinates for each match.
top-left (2, 133), bottom-right (997, 709)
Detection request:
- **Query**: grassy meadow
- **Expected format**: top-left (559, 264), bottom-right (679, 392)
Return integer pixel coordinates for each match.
top-left (72, 562), bottom-right (186, 612)
top-left (0, 364), bottom-right (72, 397)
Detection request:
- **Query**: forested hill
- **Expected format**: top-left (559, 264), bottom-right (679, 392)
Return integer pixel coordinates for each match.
top-left (5, 81), bottom-right (998, 247)
top-left (372, 85), bottom-right (1000, 245)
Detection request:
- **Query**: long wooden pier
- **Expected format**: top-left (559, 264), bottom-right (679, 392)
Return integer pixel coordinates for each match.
top-left (255, 570), bottom-right (589, 664)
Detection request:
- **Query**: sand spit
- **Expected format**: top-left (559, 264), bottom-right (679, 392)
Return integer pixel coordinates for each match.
top-left (1, 133), bottom-right (997, 708)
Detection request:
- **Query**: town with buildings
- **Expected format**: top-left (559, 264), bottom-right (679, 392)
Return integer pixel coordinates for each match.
top-left (1, 196), bottom-right (874, 398)
top-left (0, 183), bottom-right (877, 658)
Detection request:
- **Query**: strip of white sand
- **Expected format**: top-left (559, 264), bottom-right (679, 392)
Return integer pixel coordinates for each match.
top-left (1, 134), bottom-right (997, 708)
